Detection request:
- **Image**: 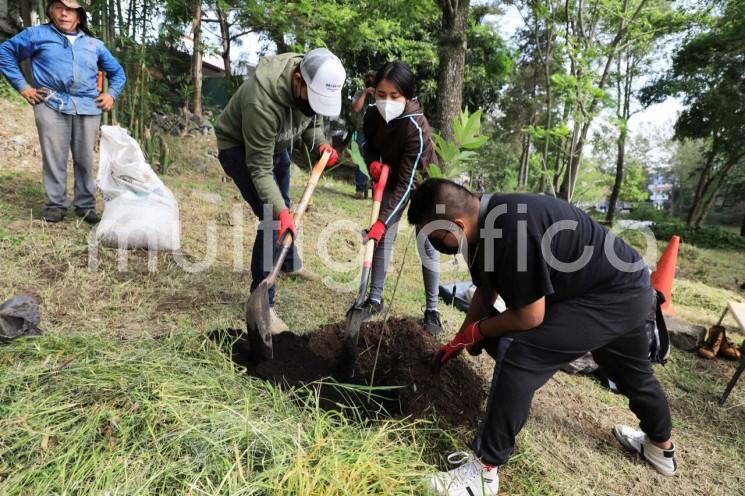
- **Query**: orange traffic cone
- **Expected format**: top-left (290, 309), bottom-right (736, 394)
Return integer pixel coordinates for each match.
top-left (651, 235), bottom-right (680, 316)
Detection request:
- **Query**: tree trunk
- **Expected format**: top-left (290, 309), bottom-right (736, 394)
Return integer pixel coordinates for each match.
top-left (559, 108), bottom-right (583, 200)
top-left (0, 0), bottom-right (13, 42)
top-left (16, 0), bottom-right (42, 80)
top-left (693, 158), bottom-right (739, 227)
top-left (539, 8), bottom-right (555, 194)
top-left (216, 3), bottom-right (234, 90)
top-left (126, 0), bottom-right (135, 39)
top-left (551, 100), bottom-right (571, 197)
top-left (686, 146), bottom-right (717, 227)
top-left (606, 55), bottom-right (633, 225)
top-left (191, 1), bottom-right (203, 116)
top-left (115, 0), bottom-right (123, 37)
top-left (19, 0), bottom-right (39, 27)
top-left (518, 130), bottom-right (532, 189)
top-left (606, 127), bottom-right (627, 224)
top-left (434, 0), bottom-right (470, 142)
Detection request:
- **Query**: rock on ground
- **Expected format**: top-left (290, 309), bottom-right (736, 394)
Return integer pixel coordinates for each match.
top-left (666, 315), bottom-right (707, 351)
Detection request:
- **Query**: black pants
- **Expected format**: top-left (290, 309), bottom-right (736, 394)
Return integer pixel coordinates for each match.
top-left (218, 146), bottom-right (302, 306)
top-left (473, 288), bottom-right (673, 466)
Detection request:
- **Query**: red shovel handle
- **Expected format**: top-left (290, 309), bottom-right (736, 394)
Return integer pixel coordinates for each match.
top-left (372, 165), bottom-right (390, 203)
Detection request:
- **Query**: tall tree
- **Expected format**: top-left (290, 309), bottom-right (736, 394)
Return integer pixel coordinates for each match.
top-left (604, 1), bottom-right (685, 223)
top-left (504, 0), bottom-right (671, 201)
top-left (434, 0), bottom-right (470, 142)
top-left (190, 0), bottom-right (203, 116)
top-left (643, 0), bottom-right (745, 227)
top-left (557, 0), bottom-right (657, 201)
top-left (215, 0), bottom-right (232, 83)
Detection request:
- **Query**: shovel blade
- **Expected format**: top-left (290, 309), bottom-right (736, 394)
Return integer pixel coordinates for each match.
top-left (245, 280), bottom-right (273, 362)
top-left (339, 305), bottom-right (366, 378)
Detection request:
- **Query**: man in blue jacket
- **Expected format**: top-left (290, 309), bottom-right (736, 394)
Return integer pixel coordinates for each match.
top-left (0, 0), bottom-right (126, 223)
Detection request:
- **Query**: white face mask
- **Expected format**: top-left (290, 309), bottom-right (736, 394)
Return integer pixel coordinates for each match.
top-left (376, 99), bottom-right (405, 123)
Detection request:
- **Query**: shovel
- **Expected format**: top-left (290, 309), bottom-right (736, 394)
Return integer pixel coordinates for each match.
top-left (340, 164), bottom-right (390, 377)
top-left (245, 150), bottom-right (331, 362)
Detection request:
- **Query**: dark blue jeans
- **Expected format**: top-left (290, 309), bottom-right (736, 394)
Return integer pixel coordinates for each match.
top-left (218, 147), bottom-right (302, 306)
top-left (354, 131), bottom-right (369, 193)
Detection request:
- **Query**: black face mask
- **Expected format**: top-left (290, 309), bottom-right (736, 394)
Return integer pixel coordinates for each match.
top-left (429, 234), bottom-right (461, 255)
top-left (294, 77), bottom-right (315, 117)
top-left (295, 95), bottom-right (315, 117)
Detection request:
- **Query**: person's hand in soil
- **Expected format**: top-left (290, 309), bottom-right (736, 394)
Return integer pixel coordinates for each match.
top-left (19, 87), bottom-right (45, 105)
top-left (433, 319), bottom-right (486, 369)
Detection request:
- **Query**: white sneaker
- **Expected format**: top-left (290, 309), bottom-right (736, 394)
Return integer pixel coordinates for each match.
top-left (613, 425), bottom-right (677, 476)
top-left (429, 452), bottom-right (499, 496)
top-left (269, 308), bottom-right (289, 335)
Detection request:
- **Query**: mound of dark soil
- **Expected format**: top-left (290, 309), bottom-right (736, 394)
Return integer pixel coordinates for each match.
top-left (213, 318), bottom-right (487, 429)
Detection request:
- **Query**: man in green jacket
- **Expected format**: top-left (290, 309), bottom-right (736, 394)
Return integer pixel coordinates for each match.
top-left (215, 48), bottom-right (345, 332)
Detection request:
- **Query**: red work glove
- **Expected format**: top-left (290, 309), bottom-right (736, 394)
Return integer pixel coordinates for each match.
top-left (318, 144), bottom-right (338, 168)
top-left (277, 208), bottom-right (297, 244)
top-left (433, 319), bottom-right (486, 370)
top-left (368, 160), bottom-right (385, 181)
top-left (365, 219), bottom-right (386, 244)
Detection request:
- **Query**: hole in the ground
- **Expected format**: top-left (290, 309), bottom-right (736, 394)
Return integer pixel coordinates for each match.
top-left (210, 318), bottom-right (487, 428)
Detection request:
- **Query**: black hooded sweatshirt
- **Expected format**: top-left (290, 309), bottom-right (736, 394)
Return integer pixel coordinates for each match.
top-left (362, 99), bottom-right (439, 225)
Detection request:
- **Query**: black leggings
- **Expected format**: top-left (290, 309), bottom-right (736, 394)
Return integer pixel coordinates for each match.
top-left (473, 288), bottom-right (673, 466)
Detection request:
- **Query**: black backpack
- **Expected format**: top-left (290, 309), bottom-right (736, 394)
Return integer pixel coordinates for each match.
top-left (646, 289), bottom-right (671, 365)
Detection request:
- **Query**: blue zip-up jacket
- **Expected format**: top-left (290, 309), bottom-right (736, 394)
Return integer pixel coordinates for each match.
top-left (0, 24), bottom-right (126, 115)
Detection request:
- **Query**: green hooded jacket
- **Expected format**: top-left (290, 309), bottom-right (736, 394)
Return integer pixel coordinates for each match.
top-left (215, 53), bottom-right (328, 214)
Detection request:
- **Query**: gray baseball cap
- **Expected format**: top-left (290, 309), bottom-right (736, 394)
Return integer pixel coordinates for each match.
top-left (299, 48), bottom-right (346, 117)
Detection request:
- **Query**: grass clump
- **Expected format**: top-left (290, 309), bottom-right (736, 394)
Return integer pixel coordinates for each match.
top-left (0, 333), bottom-right (435, 495)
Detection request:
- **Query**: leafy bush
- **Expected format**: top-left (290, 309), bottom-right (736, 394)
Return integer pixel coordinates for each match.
top-left (626, 204), bottom-right (678, 224)
top-left (652, 222), bottom-right (745, 250)
top-left (428, 108), bottom-right (488, 179)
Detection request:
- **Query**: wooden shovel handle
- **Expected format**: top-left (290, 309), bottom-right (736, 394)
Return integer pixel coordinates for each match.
top-left (281, 150), bottom-right (331, 248)
top-left (269, 150), bottom-right (331, 282)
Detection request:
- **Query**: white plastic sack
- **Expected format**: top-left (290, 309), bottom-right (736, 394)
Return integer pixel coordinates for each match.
top-left (96, 126), bottom-right (181, 251)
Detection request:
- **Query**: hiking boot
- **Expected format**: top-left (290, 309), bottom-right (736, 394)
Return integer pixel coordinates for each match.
top-left (283, 267), bottom-right (321, 282)
top-left (428, 452), bottom-right (499, 496)
top-left (361, 298), bottom-right (384, 321)
top-left (75, 209), bottom-right (101, 225)
top-left (698, 325), bottom-right (725, 359)
top-left (43, 208), bottom-right (66, 223)
top-left (613, 425), bottom-right (677, 476)
top-left (269, 308), bottom-right (289, 335)
top-left (719, 330), bottom-right (742, 360)
top-left (423, 309), bottom-right (443, 336)
top-left (354, 191), bottom-right (365, 199)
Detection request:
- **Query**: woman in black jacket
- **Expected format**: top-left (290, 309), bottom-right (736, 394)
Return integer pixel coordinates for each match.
top-left (361, 61), bottom-right (442, 335)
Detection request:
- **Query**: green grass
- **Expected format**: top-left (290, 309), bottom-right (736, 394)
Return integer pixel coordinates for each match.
top-left (0, 332), bottom-right (437, 495)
